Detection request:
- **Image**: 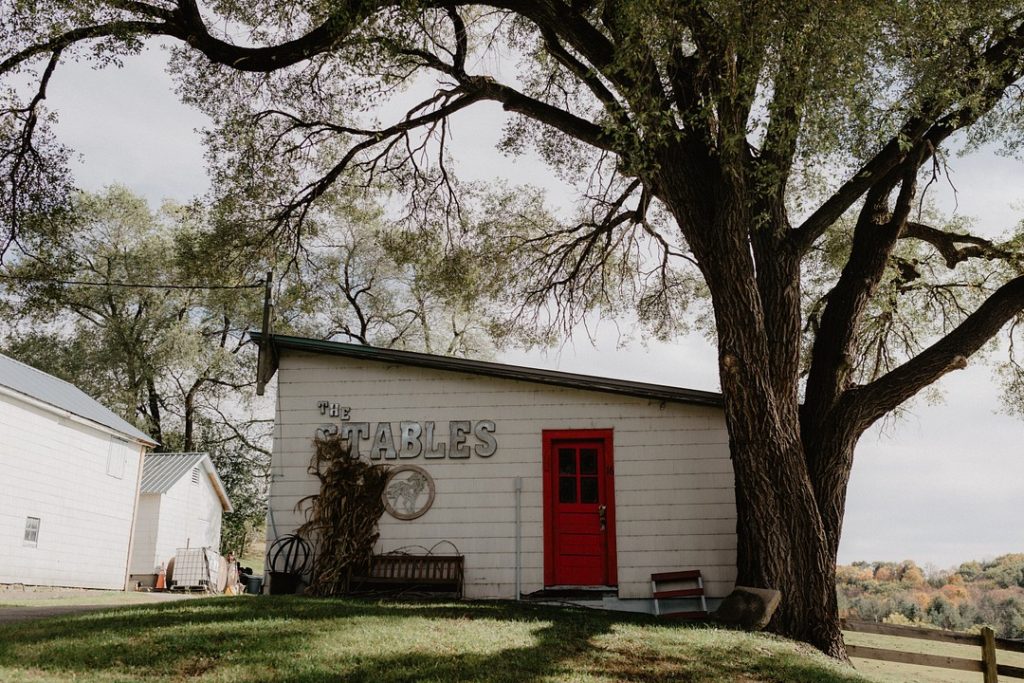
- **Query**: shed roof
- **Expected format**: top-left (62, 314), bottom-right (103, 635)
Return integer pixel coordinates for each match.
top-left (140, 452), bottom-right (233, 512)
top-left (252, 333), bottom-right (724, 408)
top-left (0, 352), bottom-right (156, 445)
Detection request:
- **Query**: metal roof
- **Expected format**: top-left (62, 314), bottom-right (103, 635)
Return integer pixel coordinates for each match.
top-left (140, 452), bottom-right (233, 512)
top-left (252, 333), bottom-right (724, 407)
top-left (0, 352), bottom-right (157, 445)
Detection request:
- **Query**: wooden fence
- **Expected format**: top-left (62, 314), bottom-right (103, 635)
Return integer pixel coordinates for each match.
top-left (842, 618), bottom-right (1024, 681)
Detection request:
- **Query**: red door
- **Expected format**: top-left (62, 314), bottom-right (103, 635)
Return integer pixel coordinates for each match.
top-left (543, 430), bottom-right (617, 586)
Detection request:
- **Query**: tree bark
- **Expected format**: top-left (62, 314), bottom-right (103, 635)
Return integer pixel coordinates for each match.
top-left (730, 435), bottom-right (847, 658)
top-left (146, 378), bottom-right (164, 449)
top-left (717, 315), bottom-right (850, 658)
top-left (657, 168), bottom-right (851, 657)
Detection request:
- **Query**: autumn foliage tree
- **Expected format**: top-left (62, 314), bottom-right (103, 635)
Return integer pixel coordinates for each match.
top-left (6, 0), bottom-right (1024, 657)
top-left (838, 555), bottom-right (1024, 639)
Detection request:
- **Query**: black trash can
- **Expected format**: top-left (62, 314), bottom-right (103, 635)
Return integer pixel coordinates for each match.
top-left (244, 575), bottom-right (264, 595)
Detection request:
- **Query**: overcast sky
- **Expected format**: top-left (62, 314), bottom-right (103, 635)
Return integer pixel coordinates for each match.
top-left (37, 45), bottom-right (1024, 569)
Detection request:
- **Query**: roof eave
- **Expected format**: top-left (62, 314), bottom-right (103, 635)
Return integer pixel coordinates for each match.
top-left (0, 384), bottom-right (158, 447)
top-left (201, 455), bottom-right (234, 513)
top-left (251, 332), bottom-right (723, 408)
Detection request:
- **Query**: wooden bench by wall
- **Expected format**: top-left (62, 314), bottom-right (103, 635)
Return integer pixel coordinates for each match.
top-left (352, 555), bottom-right (464, 597)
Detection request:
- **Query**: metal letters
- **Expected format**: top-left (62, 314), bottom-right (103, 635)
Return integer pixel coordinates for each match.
top-left (423, 421), bottom-right (446, 459)
top-left (473, 420), bottom-right (497, 457)
top-left (317, 401), bottom-right (351, 420)
top-left (339, 422), bottom-right (370, 458)
top-left (314, 401), bottom-right (498, 460)
top-left (372, 422), bottom-right (397, 460)
top-left (448, 421), bottom-right (471, 458)
top-left (399, 422), bottom-right (423, 458)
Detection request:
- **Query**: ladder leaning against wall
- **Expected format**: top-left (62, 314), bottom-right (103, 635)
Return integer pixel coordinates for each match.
top-left (651, 569), bottom-right (709, 619)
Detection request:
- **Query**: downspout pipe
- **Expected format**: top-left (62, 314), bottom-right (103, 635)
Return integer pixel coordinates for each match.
top-left (514, 476), bottom-right (522, 600)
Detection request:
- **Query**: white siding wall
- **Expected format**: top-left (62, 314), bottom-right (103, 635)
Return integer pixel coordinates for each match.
top-left (148, 471), bottom-right (224, 568)
top-left (269, 352), bottom-right (737, 600)
top-left (0, 392), bottom-right (143, 589)
top-left (129, 494), bottom-right (162, 574)
top-left (191, 471), bottom-right (224, 552)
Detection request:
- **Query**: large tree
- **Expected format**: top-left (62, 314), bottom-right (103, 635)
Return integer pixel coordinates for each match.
top-left (5, 0), bottom-right (1024, 656)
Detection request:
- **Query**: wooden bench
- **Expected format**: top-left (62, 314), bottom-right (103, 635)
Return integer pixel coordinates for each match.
top-left (352, 555), bottom-right (464, 597)
top-left (651, 569), bottom-right (709, 619)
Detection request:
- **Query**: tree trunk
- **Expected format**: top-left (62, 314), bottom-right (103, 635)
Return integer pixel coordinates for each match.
top-left (716, 319), bottom-right (850, 658)
top-left (184, 392), bottom-right (195, 453)
top-left (729, 432), bottom-right (847, 658)
top-left (146, 378), bottom-right (164, 449)
top-left (657, 170), bottom-right (853, 657)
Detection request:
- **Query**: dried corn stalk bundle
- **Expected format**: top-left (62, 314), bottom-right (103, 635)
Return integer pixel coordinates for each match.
top-left (297, 436), bottom-right (389, 596)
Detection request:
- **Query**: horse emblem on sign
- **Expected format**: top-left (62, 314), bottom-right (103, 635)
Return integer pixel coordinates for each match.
top-left (382, 465), bottom-right (436, 520)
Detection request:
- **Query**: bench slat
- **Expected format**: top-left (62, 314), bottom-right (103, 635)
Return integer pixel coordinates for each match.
top-left (651, 570), bottom-right (702, 582)
top-left (356, 555), bottom-right (464, 592)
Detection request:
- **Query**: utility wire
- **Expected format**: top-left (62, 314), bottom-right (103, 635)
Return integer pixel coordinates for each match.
top-left (0, 273), bottom-right (264, 290)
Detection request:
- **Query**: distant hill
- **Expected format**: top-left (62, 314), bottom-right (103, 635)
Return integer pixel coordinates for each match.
top-left (838, 554), bottom-right (1024, 638)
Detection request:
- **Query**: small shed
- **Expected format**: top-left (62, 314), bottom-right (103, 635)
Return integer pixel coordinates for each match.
top-left (128, 452), bottom-right (232, 586)
top-left (256, 333), bottom-right (738, 610)
top-left (0, 353), bottom-right (157, 590)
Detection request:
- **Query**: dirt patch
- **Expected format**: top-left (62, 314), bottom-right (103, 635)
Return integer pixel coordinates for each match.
top-left (0, 587), bottom-right (200, 622)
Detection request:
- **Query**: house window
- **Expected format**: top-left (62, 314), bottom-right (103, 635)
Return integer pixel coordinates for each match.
top-left (106, 439), bottom-right (125, 479)
top-left (24, 517), bottom-right (40, 546)
top-left (191, 468), bottom-right (200, 485)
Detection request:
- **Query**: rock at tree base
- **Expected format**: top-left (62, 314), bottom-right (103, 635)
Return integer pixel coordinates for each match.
top-left (712, 586), bottom-right (782, 630)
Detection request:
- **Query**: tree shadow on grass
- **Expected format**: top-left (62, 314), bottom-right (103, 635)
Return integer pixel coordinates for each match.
top-left (0, 597), bottom-right (869, 682)
top-left (585, 634), bottom-right (872, 683)
top-left (0, 598), bottom-right (618, 681)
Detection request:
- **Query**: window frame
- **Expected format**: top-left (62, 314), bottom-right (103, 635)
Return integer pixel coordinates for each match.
top-left (23, 516), bottom-right (40, 547)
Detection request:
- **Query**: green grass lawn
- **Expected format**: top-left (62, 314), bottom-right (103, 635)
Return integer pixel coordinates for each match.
top-left (0, 596), bottom-right (873, 682)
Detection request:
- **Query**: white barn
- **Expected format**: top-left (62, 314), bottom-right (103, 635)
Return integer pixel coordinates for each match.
top-left (0, 353), bottom-right (157, 590)
top-left (258, 334), bottom-right (738, 609)
top-left (129, 452), bottom-right (233, 586)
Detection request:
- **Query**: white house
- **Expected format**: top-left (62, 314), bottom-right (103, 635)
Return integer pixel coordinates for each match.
top-left (0, 353), bottom-right (157, 590)
top-left (129, 452), bottom-right (233, 586)
top-left (256, 334), bottom-right (737, 608)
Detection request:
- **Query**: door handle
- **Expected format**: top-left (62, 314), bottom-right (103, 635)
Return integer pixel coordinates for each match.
top-left (598, 504), bottom-right (607, 531)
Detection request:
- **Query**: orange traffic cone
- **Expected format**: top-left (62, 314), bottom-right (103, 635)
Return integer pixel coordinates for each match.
top-left (156, 563), bottom-right (166, 590)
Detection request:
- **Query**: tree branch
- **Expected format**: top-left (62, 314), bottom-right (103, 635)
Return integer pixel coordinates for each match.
top-left (170, 0), bottom-right (379, 72)
top-left (792, 19), bottom-right (1024, 252)
top-left (2, 49), bottom-right (63, 260)
top-left (845, 274), bottom-right (1024, 427)
top-left (0, 21), bottom-right (168, 75)
top-left (902, 221), bottom-right (1019, 268)
top-left (537, 25), bottom-right (626, 125)
top-left (802, 151), bottom-right (924, 438)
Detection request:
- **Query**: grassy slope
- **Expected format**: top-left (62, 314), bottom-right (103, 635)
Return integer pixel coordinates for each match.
top-left (0, 597), bottom-right (873, 683)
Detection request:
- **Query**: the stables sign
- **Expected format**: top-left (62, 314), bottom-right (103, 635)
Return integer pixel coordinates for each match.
top-left (314, 401), bottom-right (497, 460)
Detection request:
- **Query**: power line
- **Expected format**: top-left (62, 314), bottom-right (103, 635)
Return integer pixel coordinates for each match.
top-left (0, 273), bottom-right (264, 290)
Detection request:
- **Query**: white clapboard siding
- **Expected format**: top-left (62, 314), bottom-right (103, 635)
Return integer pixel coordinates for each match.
top-left (268, 351), bottom-right (738, 600)
top-left (129, 495), bottom-right (162, 575)
top-left (131, 467), bottom-right (225, 576)
top-left (0, 393), bottom-right (144, 589)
